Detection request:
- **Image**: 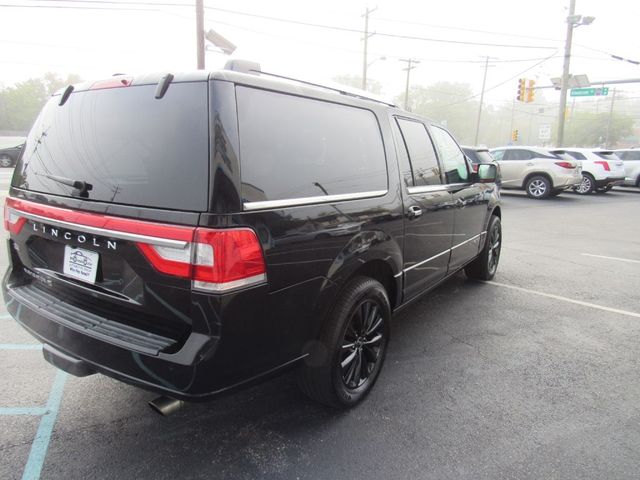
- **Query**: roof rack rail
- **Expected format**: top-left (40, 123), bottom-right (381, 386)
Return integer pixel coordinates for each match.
top-left (258, 70), bottom-right (397, 108)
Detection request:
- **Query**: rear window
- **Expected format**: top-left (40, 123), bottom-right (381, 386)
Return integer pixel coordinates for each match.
top-left (618, 150), bottom-right (640, 160)
top-left (13, 82), bottom-right (209, 211)
top-left (475, 151), bottom-right (495, 163)
top-left (236, 86), bottom-right (387, 203)
top-left (564, 151), bottom-right (586, 160)
top-left (595, 152), bottom-right (619, 160)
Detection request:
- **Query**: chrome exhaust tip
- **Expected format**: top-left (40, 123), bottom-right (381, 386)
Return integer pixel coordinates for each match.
top-left (148, 396), bottom-right (185, 416)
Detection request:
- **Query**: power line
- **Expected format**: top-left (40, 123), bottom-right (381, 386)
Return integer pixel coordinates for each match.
top-left (3, 0), bottom-right (557, 49)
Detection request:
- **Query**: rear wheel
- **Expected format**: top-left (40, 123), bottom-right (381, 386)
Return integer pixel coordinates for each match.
top-left (465, 215), bottom-right (501, 281)
top-left (575, 173), bottom-right (595, 195)
top-left (525, 176), bottom-right (551, 199)
top-left (297, 277), bottom-right (390, 408)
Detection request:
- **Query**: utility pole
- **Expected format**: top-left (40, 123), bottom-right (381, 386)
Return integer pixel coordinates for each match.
top-left (509, 99), bottom-right (516, 141)
top-left (605, 88), bottom-right (617, 148)
top-left (361, 7), bottom-right (377, 91)
top-left (400, 59), bottom-right (419, 110)
top-left (196, 0), bottom-right (205, 69)
top-left (557, 0), bottom-right (576, 147)
top-left (474, 56), bottom-right (493, 145)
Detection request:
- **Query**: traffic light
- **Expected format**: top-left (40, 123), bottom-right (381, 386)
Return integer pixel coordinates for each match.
top-left (512, 129), bottom-right (519, 142)
top-left (526, 79), bottom-right (536, 103)
top-left (517, 78), bottom-right (526, 102)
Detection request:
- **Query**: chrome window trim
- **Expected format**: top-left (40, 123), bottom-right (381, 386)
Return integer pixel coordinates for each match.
top-left (15, 210), bottom-right (189, 248)
top-left (407, 185), bottom-right (447, 195)
top-left (243, 190), bottom-right (388, 211)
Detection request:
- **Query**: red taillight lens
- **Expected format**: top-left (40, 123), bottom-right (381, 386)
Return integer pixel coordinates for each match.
top-left (472, 164), bottom-right (479, 173)
top-left (4, 199), bottom-right (26, 234)
top-left (594, 160), bottom-right (611, 171)
top-left (89, 77), bottom-right (133, 90)
top-left (554, 161), bottom-right (575, 169)
top-left (192, 228), bottom-right (266, 292)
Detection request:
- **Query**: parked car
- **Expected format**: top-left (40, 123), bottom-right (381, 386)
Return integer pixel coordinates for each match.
top-left (614, 148), bottom-right (640, 188)
top-left (3, 62), bottom-right (501, 411)
top-left (462, 145), bottom-right (501, 187)
top-left (551, 148), bottom-right (626, 194)
top-left (0, 139), bottom-right (25, 167)
top-left (489, 146), bottom-right (581, 199)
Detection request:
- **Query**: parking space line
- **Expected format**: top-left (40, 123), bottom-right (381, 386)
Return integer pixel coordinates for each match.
top-left (21, 370), bottom-right (67, 480)
top-left (0, 344), bottom-right (42, 350)
top-left (485, 281), bottom-right (640, 319)
top-left (0, 407), bottom-right (47, 416)
top-left (580, 253), bottom-right (640, 264)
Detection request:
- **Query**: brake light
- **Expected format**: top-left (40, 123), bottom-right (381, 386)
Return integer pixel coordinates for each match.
top-left (4, 197), bottom-right (266, 293)
top-left (471, 164), bottom-right (479, 173)
top-left (89, 77), bottom-right (133, 90)
top-left (554, 161), bottom-right (575, 169)
top-left (594, 160), bottom-right (611, 171)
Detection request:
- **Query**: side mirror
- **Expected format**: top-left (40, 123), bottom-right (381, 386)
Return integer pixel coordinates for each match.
top-left (476, 163), bottom-right (498, 183)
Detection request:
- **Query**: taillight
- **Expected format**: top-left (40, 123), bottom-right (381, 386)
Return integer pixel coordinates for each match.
top-left (472, 164), bottom-right (479, 173)
top-left (5, 197), bottom-right (266, 293)
top-left (3, 199), bottom-right (26, 234)
top-left (594, 160), bottom-right (611, 171)
top-left (554, 161), bottom-right (575, 169)
top-left (192, 229), bottom-right (266, 292)
top-left (89, 77), bottom-right (133, 90)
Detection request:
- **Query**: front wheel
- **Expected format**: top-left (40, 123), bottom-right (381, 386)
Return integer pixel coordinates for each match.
top-left (465, 215), bottom-right (501, 281)
top-left (525, 176), bottom-right (551, 199)
top-left (297, 277), bottom-right (391, 408)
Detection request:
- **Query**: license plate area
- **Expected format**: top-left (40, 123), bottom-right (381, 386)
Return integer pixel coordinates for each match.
top-left (63, 245), bottom-right (99, 284)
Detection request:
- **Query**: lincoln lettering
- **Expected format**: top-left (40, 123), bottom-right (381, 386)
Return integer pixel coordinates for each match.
top-left (32, 222), bottom-right (117, 250)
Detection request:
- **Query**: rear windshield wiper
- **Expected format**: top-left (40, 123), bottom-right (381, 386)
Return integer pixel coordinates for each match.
top-left (43, 173), bottom-right (93, 198)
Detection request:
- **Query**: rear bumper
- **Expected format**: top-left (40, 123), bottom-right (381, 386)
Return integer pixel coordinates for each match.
top-left (2, 271), bottom-right (305, 401)
top-left (595, 177), bottom-right (625, 188)
top-left (554, 173), bottom-right (583, 189)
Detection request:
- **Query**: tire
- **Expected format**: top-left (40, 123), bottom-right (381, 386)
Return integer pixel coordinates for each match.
top-left (297, 276), bottom-right (391, 408)
top-left (575, 173), bottom-right (595, 195)
top-left (465, 215), bottom-right (501, 281)
top-left (525, 176), bottom-right (551, 199)
top-left (0, 155), bottom-right (13, 168)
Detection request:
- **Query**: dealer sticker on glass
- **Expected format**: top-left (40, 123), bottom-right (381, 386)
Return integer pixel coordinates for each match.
top-left (63, 245), bottom-right (99, 284)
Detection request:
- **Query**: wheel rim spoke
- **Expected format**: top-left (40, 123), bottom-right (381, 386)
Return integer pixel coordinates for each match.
top-left (341, 350), bottom-right (357, 369)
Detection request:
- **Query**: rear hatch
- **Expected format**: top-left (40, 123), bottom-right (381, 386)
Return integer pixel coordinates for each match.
top-left (5, 78), bottom-right (210, 355)
top-left (595, 151), bottom-right (625, 178)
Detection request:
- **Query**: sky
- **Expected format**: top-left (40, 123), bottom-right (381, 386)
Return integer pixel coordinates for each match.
top-left (1, 0), bottom-right (640, 109)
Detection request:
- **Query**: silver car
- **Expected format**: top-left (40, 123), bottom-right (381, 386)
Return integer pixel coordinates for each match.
top-left (490, 146), bottom-right (582, 199)
top-left (615, 149), bottom-right (640, 188)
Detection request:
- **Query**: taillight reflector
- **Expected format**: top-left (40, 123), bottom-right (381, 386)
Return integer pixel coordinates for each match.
top-left (594, 160), bottom-right (611, 171)
top-left (554, 161), bottom-right (575, 169)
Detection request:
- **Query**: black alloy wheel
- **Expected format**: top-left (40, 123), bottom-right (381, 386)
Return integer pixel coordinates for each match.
top-left (465, 215), bottom-right (501, 281)
top-left (340, 299), bottom-right (385, 390)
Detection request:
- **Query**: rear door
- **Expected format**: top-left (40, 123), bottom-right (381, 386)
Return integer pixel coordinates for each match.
top-left (394, 117), bottom-right (453, 301)
top-left (429, 126), bottom-right (488, 271)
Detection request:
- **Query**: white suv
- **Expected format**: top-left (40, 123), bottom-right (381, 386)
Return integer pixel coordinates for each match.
top-left (614, 149), bottom-right (640, 188)
top-left (552, 148), bottom-right (626, 194)
top-left (490, 146), bottom-right (582, 199)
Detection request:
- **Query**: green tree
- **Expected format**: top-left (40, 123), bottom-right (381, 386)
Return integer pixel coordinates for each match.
top-left (395, 82), bottom-right (479, 144)
top-left (564, 111), bottom-right (634, 148)
top-left (0, 73), bottom-right (81, 132)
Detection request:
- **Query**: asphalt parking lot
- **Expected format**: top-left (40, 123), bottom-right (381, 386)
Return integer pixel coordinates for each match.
top-left (1, 170), bottom-right (639, 480)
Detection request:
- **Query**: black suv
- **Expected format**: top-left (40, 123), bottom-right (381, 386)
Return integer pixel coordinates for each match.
top-left (3, 63), bottom-right (501, 409)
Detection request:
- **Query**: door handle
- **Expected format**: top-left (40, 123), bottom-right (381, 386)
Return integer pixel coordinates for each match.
top-left (407, 206), bottom-right (422, 219)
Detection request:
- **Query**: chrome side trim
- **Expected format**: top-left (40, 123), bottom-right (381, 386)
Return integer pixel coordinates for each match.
top-left (450, 231), bottom-right (486, 251)
top-left (16, 210), bottom-right (189, 248)
top-left (404, 249), bottom-right (451, 273)
top-left (407, 185), bottom-right (448, 195)
top-left (402, 230), bottom-right (488, 273)
top-left (243, 190), bottom-right (388, 211)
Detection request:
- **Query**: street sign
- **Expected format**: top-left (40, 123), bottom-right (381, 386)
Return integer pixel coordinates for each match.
top-left (570, 87), bottom-right (609, 97)
top-left (539, 124), bottom-right (551, 141)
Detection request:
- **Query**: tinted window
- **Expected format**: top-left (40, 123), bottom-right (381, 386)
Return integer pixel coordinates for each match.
top-left (491, 149), bottom-right (505, 161)
top-left (237, 87), bottom-right (387, 202)
top-left (396, 118), bottom-right (441, 186)
top-left (565, 151), bottom-right (586, 160)
top-left (430, 126), bottom-right (469, 183)
top-left (595, 152), bottom-right (619, 160)
top-left (619, 150), bottom-right (640, 160)
top-left (475, 151), bottom-right (495, 163)
top-left (462, 149), bottom-right (479, 163)
top-left (504, 149), bottom-right (532, 161)
top-left (14, 83), bottom-right (209, 211)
